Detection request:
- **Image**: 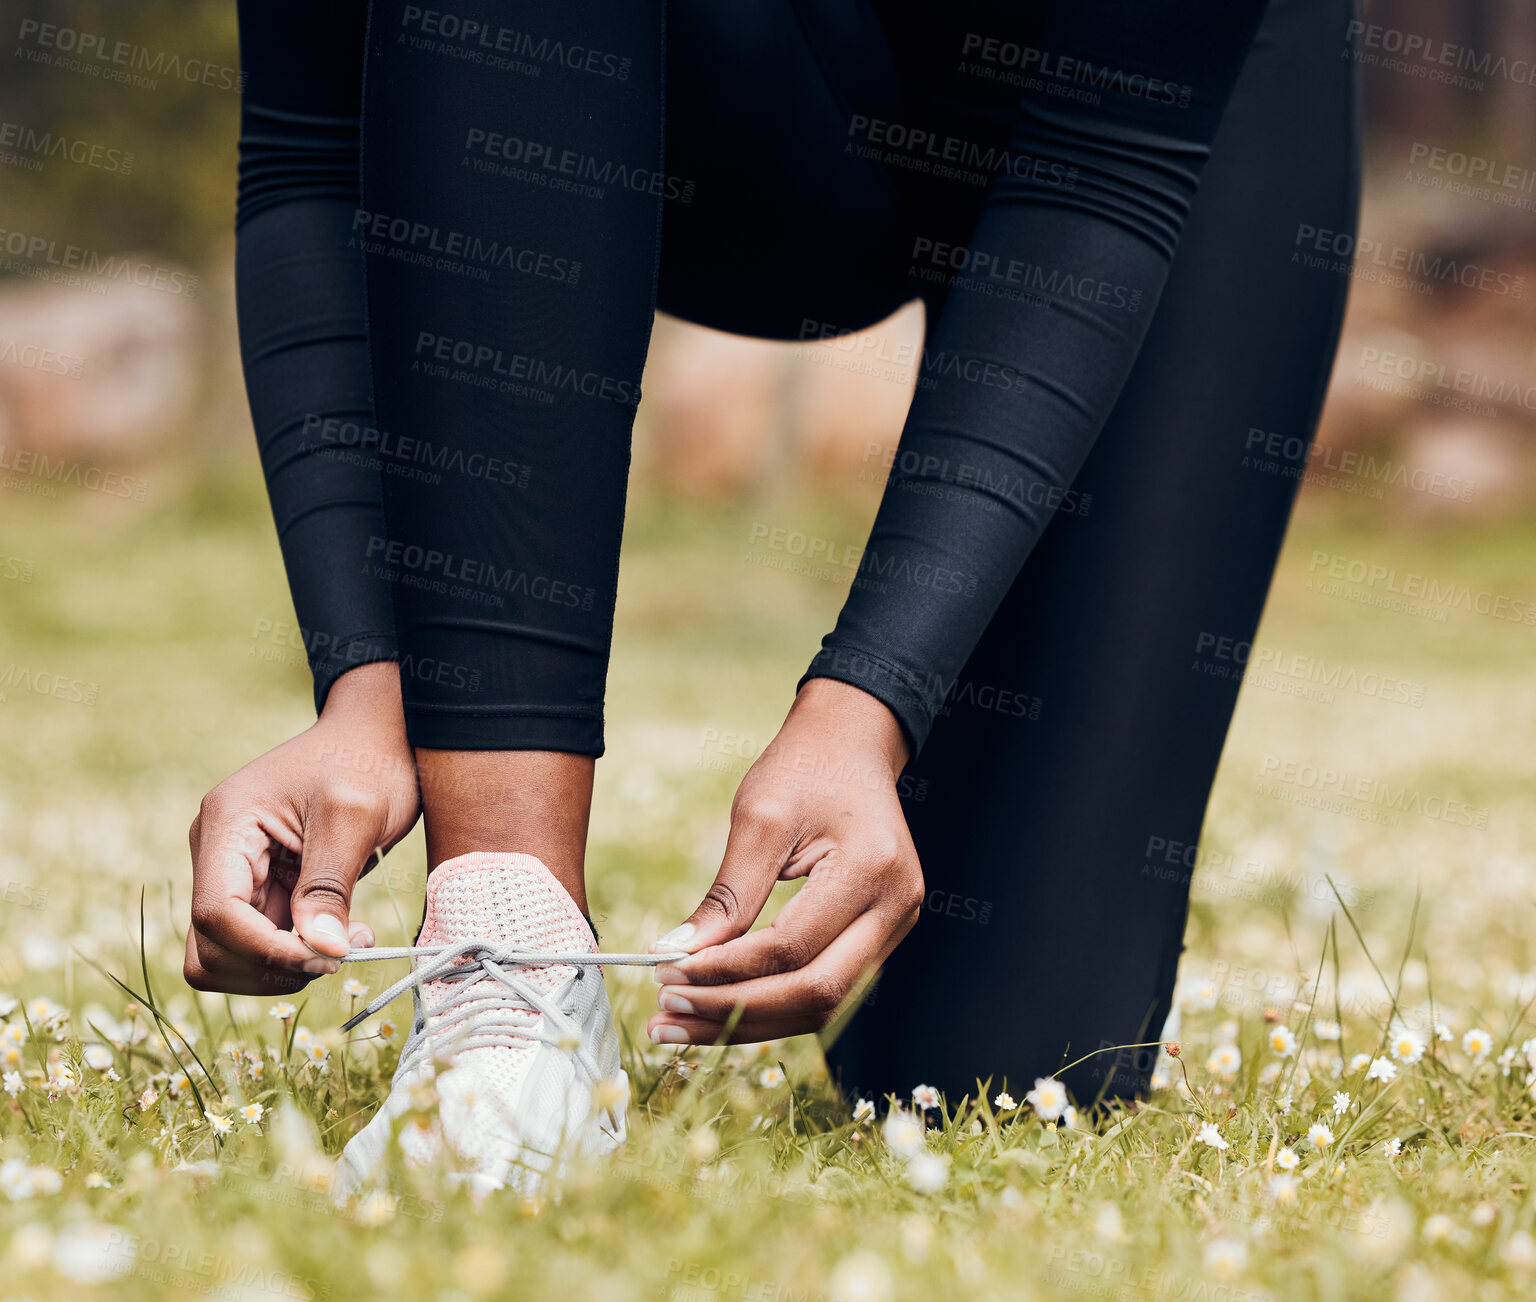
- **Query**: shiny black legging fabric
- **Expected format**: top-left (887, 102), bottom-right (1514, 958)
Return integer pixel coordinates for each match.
top-left (235, 0), bottom-right (1358, 1102)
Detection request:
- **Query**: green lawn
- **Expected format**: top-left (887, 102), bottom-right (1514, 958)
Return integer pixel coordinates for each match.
top-left (2, 459), bottom-right (1536, 1300)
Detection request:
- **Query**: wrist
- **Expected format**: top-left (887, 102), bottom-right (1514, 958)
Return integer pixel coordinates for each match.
top-left (321, 661), bottom-right (407, 738)
top-left (791, 677), bottom-right (911, 774)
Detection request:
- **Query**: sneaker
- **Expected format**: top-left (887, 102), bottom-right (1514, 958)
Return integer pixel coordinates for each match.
top-left (333, 852), bottom-right (633, 1199)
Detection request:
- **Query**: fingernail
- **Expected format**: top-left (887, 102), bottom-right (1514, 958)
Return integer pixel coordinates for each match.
top-left (349, 922), bottom-right (375, 949)
top-left (660, 992), bottom-right (694, 1016)
top-left (307, 915), bottom-right (350, 955)
top-left (650, 923), bottom-right (695, 953)
top-left (302, 958), bottom-right (340, 976)
top-left (650, 1024), bottom-right (690, 1045)
top-left (654, 965), bottom-right (689, 986)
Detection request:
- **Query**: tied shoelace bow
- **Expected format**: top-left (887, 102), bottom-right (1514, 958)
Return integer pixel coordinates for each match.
top-left (334, 941), bottom-right (691, 1090)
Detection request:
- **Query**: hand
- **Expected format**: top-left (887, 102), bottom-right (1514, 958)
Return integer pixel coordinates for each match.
top-left (647, 678), bottom-right (921, 1044)
top-left (184, 662), bottom-right (419, 995)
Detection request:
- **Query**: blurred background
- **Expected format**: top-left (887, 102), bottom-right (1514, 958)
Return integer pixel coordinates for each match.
top-left (2, 0), bottom-right (1535, 1015)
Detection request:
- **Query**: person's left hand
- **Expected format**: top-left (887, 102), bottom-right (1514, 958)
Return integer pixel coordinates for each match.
top-left (647, 678), bottom-right (922, 1045)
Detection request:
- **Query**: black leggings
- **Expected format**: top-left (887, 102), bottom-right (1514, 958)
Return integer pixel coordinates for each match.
top-left (235, 0), bottom-right (1358, 1101)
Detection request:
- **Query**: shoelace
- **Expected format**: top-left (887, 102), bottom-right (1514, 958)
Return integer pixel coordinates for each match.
top-left (336, 942), bottom-right (690, 1091)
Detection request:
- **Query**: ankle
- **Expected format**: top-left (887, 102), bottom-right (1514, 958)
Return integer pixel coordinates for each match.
top-left (417, 749), bottom-right (594, 914)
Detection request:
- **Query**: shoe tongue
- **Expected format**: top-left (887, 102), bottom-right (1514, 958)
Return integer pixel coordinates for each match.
top-left (420, 852), bottom-right (594, 995)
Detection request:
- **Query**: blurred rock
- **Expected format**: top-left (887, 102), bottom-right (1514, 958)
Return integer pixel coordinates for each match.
top-left (639, 303), bottom-right (923, 496)
top-left (0, 269), bottom-right (199, 458)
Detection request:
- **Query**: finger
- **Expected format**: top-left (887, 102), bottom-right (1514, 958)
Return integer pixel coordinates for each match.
top-left (647, 1013), bottom-right (812, 1045)
top-left (349, 920), bottom-right (375, 949)
top-left (190, 800), bottom-right (319, 973)
top-left (183, 927), bottom-right (313, 997)
top-left (192, 919), bottom-right (331, 984)
top-left (653, 910), bottom-right (896, 1032)
top-left (655, 851), bottom-right (873, 987)
top-left (289, 792), bottom-right (383, 957)
top-left (649, 790), bottom-right (802, 955)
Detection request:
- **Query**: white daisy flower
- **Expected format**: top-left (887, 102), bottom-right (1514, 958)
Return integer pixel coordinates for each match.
top-left (1268, 1025), bottom-right (1296, 1058)
top-left (1502, 1231), bottom-right (1536, 1270)
top-left (1389, 1029), bottom-right (1424, 1065)
top-left (1203, 1238), bottom-right (1247, 1280)
top-left (1269, 1173), bottom-right (1299, 1205)
top-left (1307, 1123), bottom-right (1334, 1149)
top-left (377, 1019), bottom-right (397, 1042)
top-left (911, 1083), bottom-right (940, 1111)
top-left (240, 1102), bottom-right (265, 1124)
top-left (1422, 1213), bottom-right (1456, 1244)
top-left (759, 1066), bottom-right (785, 1088)
top-left (269, 1003), bottom-right (296, 1022)
top-left (1382, 1137), bottom-right (1402, 1157)
top-left (853, 1098), bottom-right (876, 1123)
top-left (1196, 1122), bottom-right (1229, 1151)
top-left (204, 1112), bottom-right (233, 1136)
top-left (882, 1110), bottom-right (926, 1158)
top-left (354, 1190), bottom-right (397, 1226)
top-left (0, 1158), bottom-right (31, 1200)
top-left (1331, 1090), bottom-right (1351, 1116)
top-left (993, 1091), bottom-right (1017, 1111)
top-left (1025, 1077), bottom-right (1068, 1121)
top-left (1348, 1052), bottom-right (1372, 1073)
top-left (905, 1152), bottom-right (949, 1193)
top-left (1275, 1146), bottom-right (1299, 1171)
top-left (343, 979), bottom-right (368, 998)
top-left (28, 1166), bottom-right (61, 1197)
top-left (1205, 1044), bottom-right (1242, 1078)
top-left (1181, 979), bottom-right (1220, 1012)
top-left (1365, 1056), bottom-right (1397, 1083)
top-left (1462, 1028), bottom-right (1493, 1062)
top-left (137, 1088), bottom-right (158, 1110)
top-left (2, 1071), bottom-right (22, 1097)
top-left (27, 998), bottom-right (63, 1026)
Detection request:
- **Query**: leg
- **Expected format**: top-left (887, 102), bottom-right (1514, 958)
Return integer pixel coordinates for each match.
top-left (827, 0), bottom-right (1361, 1105)
top-left (358, 1), bottom-right (665, 890)
top-left (234, 0), bottom-right (397, 709)
top-left (364, 0), bottom-right (912, 892)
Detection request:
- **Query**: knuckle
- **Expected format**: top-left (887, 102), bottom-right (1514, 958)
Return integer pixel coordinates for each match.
top-left (800, 971), bottom-right (846, 1016)
top-left (183, 959), bottom-right (216, 993)
top-left (699, 879), bottom-right (743, 924)
top-left (188, 896), bottom-right (222, 936)
top-left (771, 932), bottom-right (815, 976)
top-left (321, 784), bottom-right (383, 824)
top-left (295, 868), bottom-right (351, 910)
top-left (737, 793), bottom-right (792, 834)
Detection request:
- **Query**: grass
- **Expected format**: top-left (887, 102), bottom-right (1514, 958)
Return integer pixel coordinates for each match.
top-left (2, 459), bottom-right (1536, 1300)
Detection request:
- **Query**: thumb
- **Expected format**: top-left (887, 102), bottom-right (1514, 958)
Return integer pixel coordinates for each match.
top-left (290, 794), bottom-right (381, 958)
top-left (651, 798), bottom-right (792, 955)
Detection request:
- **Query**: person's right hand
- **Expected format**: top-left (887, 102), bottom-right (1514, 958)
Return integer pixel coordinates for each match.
top-left (184, 661), bottom-right (419, 995)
